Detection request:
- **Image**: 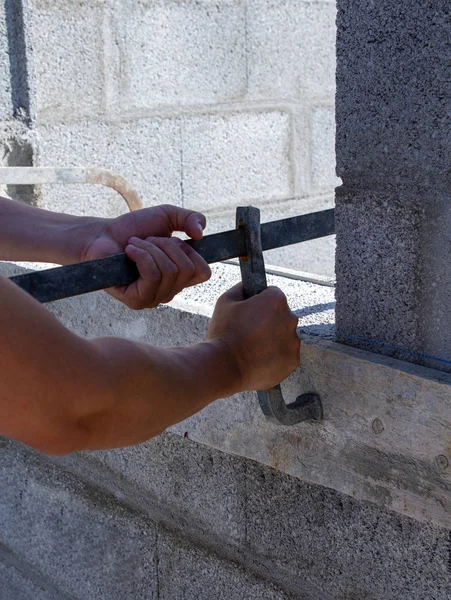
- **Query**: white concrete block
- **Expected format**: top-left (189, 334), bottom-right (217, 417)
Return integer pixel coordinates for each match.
top-left (112, 0), bottom-right (246, 109)
top-left (0, 4), bottom-right (12, 120)
top-left (181, 111), bottom-right (293, 212)
top-left (36, 118), bottom-right (182, 218)
top-left (30, 0), bottom-right (105, 121)
top-left (247, 0), bottom-right (336, 99)
top-left (310, 106), bottom-right (339, 189)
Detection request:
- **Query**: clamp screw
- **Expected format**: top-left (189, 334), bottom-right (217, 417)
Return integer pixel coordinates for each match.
top-left (372, 418), bottom-right (384, 435)
top-left (436, 455), bottom-right (449, 471)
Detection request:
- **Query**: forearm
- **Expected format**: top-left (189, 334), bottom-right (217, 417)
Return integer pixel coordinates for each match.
top-left (0, 274), bottom-right (240, 454)
top-left (0, 195), bottom-right (103, 264)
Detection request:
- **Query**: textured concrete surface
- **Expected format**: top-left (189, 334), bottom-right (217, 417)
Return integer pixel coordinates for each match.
top-left (30, 0), bottom-right (105, 121)
top-left (336, 0), bottom-right (449, 187)
top-left (0, 3), bottom-right (12, 120)
top-left (54, 433), bottom-right (451, 600)
top-left (0, 441), bottom-right (159, 599)
top-left (0, 552), bottom-right (64, 600)
top-left (157, 528), bottom-right (292, 600)
top-left (310, 107), bottom-right (337, 190)
top-left (335, 1), bottom-right (451, 370)
top-left (111, 0), bottom-right (246, 110)
top-left (247, 0), bottom-right (336, 99)
top-left (36, 118), bottom-right (182, 217)
top-left (181, 111), bottom-right (292, 212)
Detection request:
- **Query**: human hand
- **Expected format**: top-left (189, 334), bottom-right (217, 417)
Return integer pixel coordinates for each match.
top-left (207, 283), bottom-right (300, 391)
top-left (82, 205), bottom-right (211, 309)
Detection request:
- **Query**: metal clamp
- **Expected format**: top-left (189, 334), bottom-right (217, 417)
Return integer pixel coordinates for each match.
top-left (236, 206), bottom-right (323, 426)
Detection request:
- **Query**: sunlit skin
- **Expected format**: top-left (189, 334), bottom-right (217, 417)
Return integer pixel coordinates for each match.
top-left (0, 196), bottom-right (300, 454)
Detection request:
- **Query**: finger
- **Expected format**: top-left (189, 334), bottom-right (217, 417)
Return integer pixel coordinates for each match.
top-left (218, 283), bottom-right (245, 304)
top-left (159, 205), bottom-right (206, 240)
top-left (145, 237), bottom-right (198, 293)
top-left (129, 238), bottom-right (180, 304)
top-left (170, 238), bottom-right (212, 286)
top-left (123, 243), bottom-right (162, 308)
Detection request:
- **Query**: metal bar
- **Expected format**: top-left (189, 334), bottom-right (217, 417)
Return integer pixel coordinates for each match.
top-left (237, 206), bottom-right (323, 426)
top-left (8, 208), bottom-right (334, 304)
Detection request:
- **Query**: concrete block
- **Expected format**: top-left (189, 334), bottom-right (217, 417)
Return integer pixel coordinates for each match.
top-left (0, 4), bottom-right (12, 120)
top-left (0, 555), bottom-right (62, 600)
top-left (0, 440), bottom-right (158, 599)
top-left (247, 0), bottom-right (336, 99)
top-left (181, 111), bottom-right (293, 212)
top-left (76, 431), bottom-right (248, 545)
top-left (310, 107), bottom-right (338, 190)
top-left (111, 0), bottom-right (246, 109)
top-left (36, 117), bottom-right (182, 218)
top-left (336, 187), bottom-right (451, 371)
top-left (30, 0), bottom-right (105, 121)
top-left (157, 528), bottom-right (291, 600)
top-left (336, 1), bottom-right (450, 186)
top-left (244, 461), bottom-right (451, 600)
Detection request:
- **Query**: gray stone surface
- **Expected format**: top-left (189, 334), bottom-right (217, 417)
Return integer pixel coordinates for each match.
top-left (336, 0), bottom-right (450, 187)
top-left (0, 440), bottom-right (158, 599)
top-left (244, 460), bottom-right (451, 600)
top-left (110, 0), bottom-right (246, 110)
top-left (39, 433), bottom-right (451, 600)
top-left (335, 1), bottom-right (451, 370)
top-left (310, 107), bottom-right (338, 190)
top-left (157, 528), bottom-right (292, 600)
top-left (36, 118), bottom-right (182, 217)
top-left (30, 0), bottom-right (105, 122)
top-left (0, 551), bottom-right (64, 600)
top-left (247, 0), bottom-right (336, 99)
top-left (181, 111), bottom-right (293, 212)
top-left (0, 3), bottom-right (12, 120)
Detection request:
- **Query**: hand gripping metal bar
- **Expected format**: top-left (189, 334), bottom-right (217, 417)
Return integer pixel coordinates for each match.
top-left (236, 206), bottom-right (323, 426)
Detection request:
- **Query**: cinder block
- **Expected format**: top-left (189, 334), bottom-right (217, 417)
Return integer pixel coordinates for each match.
top-left (157, 528), bottom-right (291, 600)
top-left (336, 1), bottom-right (449, 185)
top-left (181, 111), bottom-right (293, 212)
top-left (30, 0), bottom-right (105, 121)
top-left (0, 4), bottom-right (12, 120)
top-left (111, 0), bottom-right (246, 109)
top-left (81, 432), bottom-right (248, 544)
top-left (244, 460), bottom-right (451, 600)
top-left (247, 1), bottom-right (336, 99)
top-left (0, 440), bottom-right (158, 600)
top-left (310, 107), bottom-right (338, 190)
top-left (0, 557), bottom-right (62, 600)
top-left (36, 118), bottom-right (182, 218)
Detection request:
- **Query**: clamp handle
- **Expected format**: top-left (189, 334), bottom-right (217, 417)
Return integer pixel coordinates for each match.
top-left (236, 206), bottom-right (323, 426)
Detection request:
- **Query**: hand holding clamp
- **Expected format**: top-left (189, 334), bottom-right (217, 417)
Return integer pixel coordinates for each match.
top-left (236, 207), bottom-right (323, 426)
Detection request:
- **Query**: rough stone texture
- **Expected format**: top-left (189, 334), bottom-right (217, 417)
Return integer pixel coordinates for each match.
top-left (157, 529), bottom-right (292, 600)
top-left (46, 434), bottom-right (451, 600)
top-left (110, 0), bottom-right (246, 110)
top-left (0, 440), bottom-right (158, 599)
top-left (0, 3), bottom-right (13, 120)
top-left (335, 0), bottom-right (451, 370)
top-left (247, 0), bottom-right (336, 99)
top-left (0, 552), bottom-right (65, 600)
top-left (30, 0), bottom-right (105, 122)
top-left (310, 107), bottom-right (338, 190)
top-left (181, 111), bottom-right (293, 212)
top-left (36, 118), bottom-right (182, 217)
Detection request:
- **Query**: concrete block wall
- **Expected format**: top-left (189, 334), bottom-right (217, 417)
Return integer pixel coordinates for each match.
top-left (335, 1), bottom-right (451, 370)
top-left (1, 432), bottom-right (450, 600)
top-left (1, 0), bottom-right (338, 276)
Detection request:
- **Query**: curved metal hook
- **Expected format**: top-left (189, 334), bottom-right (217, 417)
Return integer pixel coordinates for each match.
top-left (236, 206), bottom-right (323, 426)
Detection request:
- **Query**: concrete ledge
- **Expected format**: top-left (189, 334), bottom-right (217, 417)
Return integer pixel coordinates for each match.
top-left (1, 260), bottom-right (450, 528)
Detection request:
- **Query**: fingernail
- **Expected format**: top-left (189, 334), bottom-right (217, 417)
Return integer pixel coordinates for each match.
top-left (172, 237), bottom-right (183, 246)
top-left (196, 223), bottom-right (204, 235)
top-left (126, 244), bottom-right (136, 252)
top-left (129, 237), bottom-right (141, 244)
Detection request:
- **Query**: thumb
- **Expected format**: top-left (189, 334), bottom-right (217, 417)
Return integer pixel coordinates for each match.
top-left (219, 282), bottom-right (246, 304)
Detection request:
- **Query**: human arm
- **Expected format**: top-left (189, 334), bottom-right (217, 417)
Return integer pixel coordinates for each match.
top-left (0, 275), bottom-right (299, 454)
top-left (0, 196), bottom-right (211, 308)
